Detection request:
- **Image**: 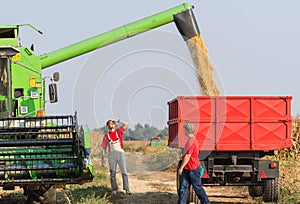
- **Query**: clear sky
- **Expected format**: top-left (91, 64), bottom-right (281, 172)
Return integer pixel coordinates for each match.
top-left (2, 1), bottom-right (300, 129)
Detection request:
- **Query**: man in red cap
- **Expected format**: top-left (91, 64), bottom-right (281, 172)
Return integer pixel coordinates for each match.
top-left (101, 119), bottom-right (131, 195)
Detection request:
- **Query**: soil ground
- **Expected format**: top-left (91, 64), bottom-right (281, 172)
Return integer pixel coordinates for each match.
top-left (106, 152), bottom-right (263, 204)
top-left (0, 151), bottom-right (285, 204)
top-left (0, 144), bottom-right (288, 204)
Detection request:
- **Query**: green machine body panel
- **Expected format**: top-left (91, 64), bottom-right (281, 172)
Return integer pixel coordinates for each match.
top-left (0, 25), bottom-right (19, 47)
top-left (11, 47), bottom-right (43, 117)
top-left (80, 124), bottom-right (91, 149)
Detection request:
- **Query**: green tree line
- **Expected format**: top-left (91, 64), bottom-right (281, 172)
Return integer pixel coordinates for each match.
top-left (95, 123), bottom-right (168, 141)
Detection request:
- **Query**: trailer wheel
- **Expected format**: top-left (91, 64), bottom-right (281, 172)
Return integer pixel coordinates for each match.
top-left (177, 178), bottom-right (201, 204)
top-left (176, 161), bottom-right (182, 195)
top-left (177, 161), bottom-right (202, 204)
top-left (262, 178), bottom-right (280, 202)
top-left (26, 185), bottom-right (56, 204)
top-left (248, 185), bottom-right (262, 197)
top-left (188, 186), bottom-right (200, 204)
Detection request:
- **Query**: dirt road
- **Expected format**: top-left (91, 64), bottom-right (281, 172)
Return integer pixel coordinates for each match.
top-left (106, 152), bottom-right (263, 204)
top-left (0, 151), bottom-right (263, 204)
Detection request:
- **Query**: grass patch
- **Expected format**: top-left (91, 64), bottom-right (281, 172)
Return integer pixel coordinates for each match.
top-left (279, 158), bottom-right (300, 203)
top-left (57, 165), bottom-right (111, 204)
top-left (123, 140), bottom-right (169, 154)
top-left (142, 147), bottom-right (181, 171)
top-left (136, 173), bottom-right (151, 181)
top-left (143, 146), bottom-right (166, 155)
top-left (123, 141), bottom-right (148, 153)
top-left (149, 183), bottom-right (172, 192)
top-left (280, 191), bottom-right (300, 204)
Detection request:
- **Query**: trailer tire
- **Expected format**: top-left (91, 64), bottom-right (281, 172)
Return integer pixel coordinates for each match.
top-left (188, 186), bottom-right (200, 204)
top-left (248, 186), bottom-right (263, 197)
top-left (176, 161), bottom-right (182, 195)
top-left (262, 178), bottom-right (280, 203)
top-left (26, 185), bottom-right (56, 204)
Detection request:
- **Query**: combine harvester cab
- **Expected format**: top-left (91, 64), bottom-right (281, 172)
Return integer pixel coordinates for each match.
top-left (0, 3), bottom-right (203, 203)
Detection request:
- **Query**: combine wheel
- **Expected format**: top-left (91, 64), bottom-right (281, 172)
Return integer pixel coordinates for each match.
top-left (26, 185), bottom-right (56, 204)
top-left (248, 185), bottom-right (262, 198)
top-left (262, 178), bottom-right (280, 203)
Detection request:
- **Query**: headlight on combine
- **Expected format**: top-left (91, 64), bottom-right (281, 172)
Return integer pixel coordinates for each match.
top-left (20, 106), bottom-right (28, 114)
top-left (30, 90), bottom-right (38, 99)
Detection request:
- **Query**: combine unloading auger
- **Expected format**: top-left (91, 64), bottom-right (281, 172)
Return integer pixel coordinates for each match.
top-left (39, 4), bottom-right (199, 69)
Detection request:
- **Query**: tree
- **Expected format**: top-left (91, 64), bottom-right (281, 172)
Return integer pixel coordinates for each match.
top-left (94, 123), bottom-right (168, 141)
top-left (158, 127), bottom-right (168, 140)
top-left (143, 125), bottom-right (159, 140)
top-left (134, 123), bottom-right (145, 140)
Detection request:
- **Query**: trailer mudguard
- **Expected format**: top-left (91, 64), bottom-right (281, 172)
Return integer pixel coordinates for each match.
top-left (257, 160), bottom-right (279, 181)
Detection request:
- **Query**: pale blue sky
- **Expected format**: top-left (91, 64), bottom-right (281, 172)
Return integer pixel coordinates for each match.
top-left (2, 1), bottom-right (300, 129)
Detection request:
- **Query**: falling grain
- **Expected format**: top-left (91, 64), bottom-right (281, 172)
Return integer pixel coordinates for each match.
top-left (186, 35), bottom-right (220, 96)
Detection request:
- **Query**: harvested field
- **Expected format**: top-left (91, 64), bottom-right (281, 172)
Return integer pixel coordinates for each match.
top-left (275, 116), bottom-right (300, 201)
top-left (276, 116), bottom-right (300, 159)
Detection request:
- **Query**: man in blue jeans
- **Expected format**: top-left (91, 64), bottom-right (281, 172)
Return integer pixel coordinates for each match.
top-left (177, 123), bottom-right (210, 204)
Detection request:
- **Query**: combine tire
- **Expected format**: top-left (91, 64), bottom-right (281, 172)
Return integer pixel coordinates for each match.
top-left (262, 178), bottom-right (280, 202)
top-left (26, 185), bottom-right (56, 204)
top-left (248, 185), bottom-right (263, 198)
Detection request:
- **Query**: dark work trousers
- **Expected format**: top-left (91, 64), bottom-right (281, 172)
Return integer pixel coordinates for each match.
top-left (108, 150), bottom-right (129, 191)
top-left (178, 166), bottom-right (210, 204)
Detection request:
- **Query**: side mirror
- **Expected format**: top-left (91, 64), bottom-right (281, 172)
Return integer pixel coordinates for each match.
top-left (49, 83), bottom-right (58, 103)
top-left (53, 72), bottom-right (60, 82)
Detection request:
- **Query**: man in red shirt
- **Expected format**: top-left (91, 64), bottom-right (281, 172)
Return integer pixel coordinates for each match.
top-left (177, 123), bottom-right (210, 204)
top-left (101, 119), bottom-right (131, 195)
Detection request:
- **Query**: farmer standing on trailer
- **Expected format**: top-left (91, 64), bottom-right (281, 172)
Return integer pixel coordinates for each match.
top-left (178, 123), bottom-right (210, 204)
top-left (101, 119), bottom-right (132, 195)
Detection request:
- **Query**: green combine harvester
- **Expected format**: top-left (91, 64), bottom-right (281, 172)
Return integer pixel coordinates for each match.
top-left (0, 3), bottom-right (200, 203)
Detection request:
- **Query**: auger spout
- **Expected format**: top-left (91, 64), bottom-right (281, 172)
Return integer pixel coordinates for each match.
top-left (173, 9), bottom-right (200, 41)
top-left (39, 3), bottom-right (199, 69)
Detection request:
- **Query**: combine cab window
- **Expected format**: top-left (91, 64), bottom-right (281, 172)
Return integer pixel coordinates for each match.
top-left (0, 59), bottom-right (8, 97)
top-left (0, 28), bottom-right (15, 38)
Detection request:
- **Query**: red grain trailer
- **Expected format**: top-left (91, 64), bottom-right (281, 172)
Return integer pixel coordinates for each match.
top-left (168, 96), bottom-right (292, 203)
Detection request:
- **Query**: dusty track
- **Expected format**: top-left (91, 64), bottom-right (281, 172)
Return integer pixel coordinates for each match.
top-left (0, 153), bottom-right (263, 204)
top-left (106, 152), bottom-right (262, 204)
